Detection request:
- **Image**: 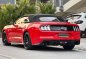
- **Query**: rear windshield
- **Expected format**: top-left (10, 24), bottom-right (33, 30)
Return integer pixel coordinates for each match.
top-left (39, 17), bottom-right (59, 22)
top-left (30, 16), bottom-right (64, 22)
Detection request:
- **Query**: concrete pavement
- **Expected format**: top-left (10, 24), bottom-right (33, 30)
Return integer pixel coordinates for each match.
top-left (0, 38), bottom-right (86, 59)
top-left (75, 38), bottom-right (86, 51)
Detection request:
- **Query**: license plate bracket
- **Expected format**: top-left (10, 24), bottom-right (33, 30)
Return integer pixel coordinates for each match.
top-left (59, 33), bottom-right (69, 38)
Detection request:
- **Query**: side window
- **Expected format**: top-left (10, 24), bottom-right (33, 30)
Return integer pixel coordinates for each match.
top-left (15, 17), bottom-right (29, 24)
top-left (15, 18), bottom-right (22, 24)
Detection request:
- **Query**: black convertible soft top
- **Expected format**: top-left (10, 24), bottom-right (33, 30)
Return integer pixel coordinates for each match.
top-left (23, 14), bottom-right (65, 22)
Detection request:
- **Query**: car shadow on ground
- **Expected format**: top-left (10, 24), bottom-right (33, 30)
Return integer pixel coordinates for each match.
top-left (32, 46), bottom-right (78, 52)
top-left (9, 44), bottom-right (78, 52)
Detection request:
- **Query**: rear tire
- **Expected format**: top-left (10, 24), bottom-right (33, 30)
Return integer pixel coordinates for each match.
top-left (84, 29), bottom-right (86, 37)
top-left (2, 32), bottom-right (11, 46)
top-left (81, 30), bottom-right (86, 38)
top-left (23, 32), bottom-right (33, 50)
top-left (63, 44), bottom-right (75, 50)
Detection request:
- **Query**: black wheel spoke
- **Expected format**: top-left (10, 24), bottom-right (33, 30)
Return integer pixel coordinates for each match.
top-left (23, 32), bottom-right (33, 50)
top-left (2, 32), bottom-right (11, 46)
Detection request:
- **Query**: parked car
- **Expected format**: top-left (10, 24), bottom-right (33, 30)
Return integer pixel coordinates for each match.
top-left (67, 12), bottom-right (86, 37)
top-left (2, 14), bottom-right (80, 50)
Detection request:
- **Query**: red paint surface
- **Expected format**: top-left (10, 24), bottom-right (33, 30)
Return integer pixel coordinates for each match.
top-left (3, 22), bottom-right (80, 45)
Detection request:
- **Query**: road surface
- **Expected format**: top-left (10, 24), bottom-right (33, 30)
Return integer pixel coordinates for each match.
top-left (0, 38), bottom-right (86, 59)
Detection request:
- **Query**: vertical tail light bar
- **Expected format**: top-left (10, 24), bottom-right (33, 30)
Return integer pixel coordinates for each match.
top-left (40, 25), bottom-right (51, 31)
top-left (73, 26), bottom-right (80, 31)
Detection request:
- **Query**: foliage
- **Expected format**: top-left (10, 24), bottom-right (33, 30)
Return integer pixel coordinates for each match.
top-left (0, 0), bottom-right (36, 31)
top-left (37, 2), bottom-right (56, 14)
top-left (0, 0), bottom-right (55, 31)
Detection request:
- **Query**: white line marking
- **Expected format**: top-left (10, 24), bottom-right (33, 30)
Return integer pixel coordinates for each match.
top-left (0, 54), bottom-right (18, 59)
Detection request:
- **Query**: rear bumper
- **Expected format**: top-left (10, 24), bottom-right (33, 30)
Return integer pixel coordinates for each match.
top-left (30, 31), bottom-right (81, 45)
top-left (40, 40), bottom-right (80, 46)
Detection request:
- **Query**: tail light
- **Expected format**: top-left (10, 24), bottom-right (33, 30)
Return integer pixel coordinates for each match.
top-left (73, 26), bottom-right (80, 31)
top-left (40, 25), bottom-right (80, 31)
top-left (40, 25), bottom-right (51, 31)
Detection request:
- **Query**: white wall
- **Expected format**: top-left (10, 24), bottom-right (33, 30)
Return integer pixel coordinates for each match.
top-left (63, 0), bottom-right (81, 12)
top-left (56, 0), bottom-right (86, 12)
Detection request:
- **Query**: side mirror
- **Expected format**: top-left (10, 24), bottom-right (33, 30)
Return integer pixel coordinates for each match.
top-left (75, 20), bottom-right (83, 24)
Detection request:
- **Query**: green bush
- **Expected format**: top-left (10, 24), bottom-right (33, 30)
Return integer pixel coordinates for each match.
top-left (0, 4), bottom-right (16, 31)
top-left (37, 2), bottom-right (56, 14)
top-left (0, 0), bottom-right (55, 31)
top-left (0, 0), bottom-right (36, 31)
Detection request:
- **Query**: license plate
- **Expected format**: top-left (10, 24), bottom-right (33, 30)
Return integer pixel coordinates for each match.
top-left (59, 33), bottom-right (69, 37)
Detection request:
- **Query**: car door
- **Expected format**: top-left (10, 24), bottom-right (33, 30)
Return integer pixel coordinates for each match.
top-left (5, 25), bottom-right (15, 42)
top-left (8, 18), bottom-right (21, 43)
top-left (11, 17), bottom-right (30, 43)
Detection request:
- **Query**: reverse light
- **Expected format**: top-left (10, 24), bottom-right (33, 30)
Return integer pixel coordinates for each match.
top-left (40, 25), bottom-right (51, 31)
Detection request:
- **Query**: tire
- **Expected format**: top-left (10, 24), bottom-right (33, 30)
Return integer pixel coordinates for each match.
top-left (81, 30), bottom-right (86, 38)
top-left (23, 32), bottom-right (33, 50)
top-left (84, 29), bottom-right (86, 37)
top-left (63, 44), bottom-right (75, 50)
top-left (2, 32), bottom-right (11, 46)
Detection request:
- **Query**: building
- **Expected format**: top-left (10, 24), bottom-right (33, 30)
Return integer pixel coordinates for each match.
top-left (0, 0), bottom-right (16, 4)
top-left (53, 0), bottom-right (86, 14)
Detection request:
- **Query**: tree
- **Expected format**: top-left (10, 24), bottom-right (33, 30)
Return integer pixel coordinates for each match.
top-left (37, 2), bottom-right (56, 14)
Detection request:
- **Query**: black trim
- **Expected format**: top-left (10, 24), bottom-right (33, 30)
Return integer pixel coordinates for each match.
top-left (40, 40), bottom-right (80, 46)
top-left (23, 14), bottom-right (65, 22)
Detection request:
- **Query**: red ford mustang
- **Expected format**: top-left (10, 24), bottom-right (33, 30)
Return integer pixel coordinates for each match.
top-left (2, 14), bottom-right (80, 50)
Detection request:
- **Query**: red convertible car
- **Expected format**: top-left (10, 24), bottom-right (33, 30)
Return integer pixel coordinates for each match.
top-left (2, 14), bottom-right (80, 50)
